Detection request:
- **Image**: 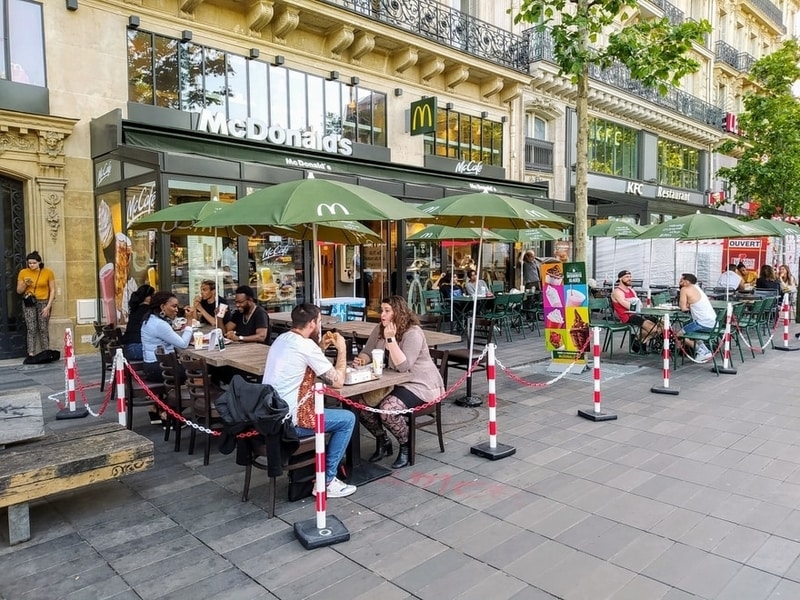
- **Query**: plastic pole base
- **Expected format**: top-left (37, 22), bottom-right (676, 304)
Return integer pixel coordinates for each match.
top-left (650, 385), bottom-right (680, 396)
top-left (577, 408), bottom-right (618, 421)
top-left (56, 407), bottom-right (89, 420)
top-left (455, 395), bottom-right (483, 407)
top-left (713, 365), bottom-right (738, 374)
top-left (470, 441), bottom-right (516, 460)
top-left (293, 514), bottom-right (350, 550)
top-left (774, 345), bottom-right (800, 352)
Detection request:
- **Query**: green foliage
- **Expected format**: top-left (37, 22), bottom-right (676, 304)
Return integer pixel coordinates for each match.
top-left (717, 40), bottom-right (800, 218)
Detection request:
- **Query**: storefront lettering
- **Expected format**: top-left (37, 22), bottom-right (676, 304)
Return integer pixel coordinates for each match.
top-left (284, 157), bottom-right (333, 171)
top-left (127, 184), bottom-right (156, 224)
top-left (196, 110), bottom-right (353, 156)
top-left (656, 187), bottom-right (690, 202)
top-left (468, 183), bottom-right (498, 193)
top-left (626, 181), bottom-right (643, 195)
top-left (454, 160), bottom-right (484, 176)
top-left (317, 202), bottom-right (349, 216)
top-left (728, 239), bottom-right (762, 248)
top-left (262, 243), bottom-right (294, 261)
top-left (97, 161), bottom-right (113, 186)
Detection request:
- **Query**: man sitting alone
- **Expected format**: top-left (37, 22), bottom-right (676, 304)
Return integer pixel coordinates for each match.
top-left (677, 273), bottom-right (716, 360)
top-left (611, 270), bottom-right (660, 352)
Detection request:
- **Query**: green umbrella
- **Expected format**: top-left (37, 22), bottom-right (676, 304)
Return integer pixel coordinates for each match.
top-left (128, 200), bottom-right (230, 234)
top-left (742, 218), bottom-right (800, 237)
top-left (587, 221), bottom-right (647, 238)
top-left (493, 227), bottom-right (566, 243)
top-left (196, 174), bottom-right (425, 302)
top-left (229, 221), bottom-right (384, 246)
top-left (635, 212), bottom-right (762, 240)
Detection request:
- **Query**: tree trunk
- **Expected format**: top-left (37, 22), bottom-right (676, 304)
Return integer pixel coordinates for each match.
top-left (574, 0), bottom-right (590, 263)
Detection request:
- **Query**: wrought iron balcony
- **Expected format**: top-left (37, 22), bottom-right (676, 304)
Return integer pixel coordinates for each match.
top-left (737, 52), bottom-right (756, 72)
top-left (524, 28), bottom-right (725, 129)
top-left (639, 0), bottom-right (684, 25)
top-left (524, 137), bottom-right (554, 173)
top-left (715, 40), bottom-right (740, 69)
top-left (745, 0), bottom-right (785, 33)
top-left (321, 0), bottom-right (528, 72)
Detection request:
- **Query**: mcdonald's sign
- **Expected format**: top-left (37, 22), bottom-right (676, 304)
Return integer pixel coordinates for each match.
top-left (410, 97), bottom-right (436, 136)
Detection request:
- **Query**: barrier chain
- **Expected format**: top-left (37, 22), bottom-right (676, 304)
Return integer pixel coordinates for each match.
top-left (495, 335), bottom-right (591, 388)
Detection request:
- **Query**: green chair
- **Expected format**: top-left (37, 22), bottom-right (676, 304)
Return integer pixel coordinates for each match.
top-left (421, 289), bottom-right (449, 319)
top-left (482, 294), bottom-right (512, 342)
top-left (588, 297), bottom-right (630, 358)
top-left (490, 282), bottom-right (505, 295)
top-left (737, 298), bottom-right (765, 354)
top-left (505, 292), bottom-right (527, 341)
top-left (678, 308), bottom-right (728, 375)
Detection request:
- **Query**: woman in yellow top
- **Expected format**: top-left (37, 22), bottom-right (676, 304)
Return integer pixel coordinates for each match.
top-left (16, 251), bottom-right (56, 357)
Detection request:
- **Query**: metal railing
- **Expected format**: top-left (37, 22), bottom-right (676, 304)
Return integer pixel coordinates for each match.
top-left (642, 0), bottom-right (685, 25)
top-left (524, 137), bottom-right (554, 172)
top-left (737, 52), bottom-right (756, 72)
top-left (524, 28), bottom-right (725, 129)
top-left (746, 0), bottom-right (786, 33)
top-left (322, 0), bottom-right (528, 72)
top-left (715, 40), bottom-right (740, 69)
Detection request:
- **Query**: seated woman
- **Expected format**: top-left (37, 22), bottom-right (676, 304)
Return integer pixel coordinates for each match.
top-left (755, 264), bottom-right (782, 296)
top-left (437, 271), bottom-right (453, 300)
top-left (120, 284), bottom-right (154, 361)
top-left (352, 296), bottom-right (445, 469)
top-left (140, 291), bottom-right (194, 384)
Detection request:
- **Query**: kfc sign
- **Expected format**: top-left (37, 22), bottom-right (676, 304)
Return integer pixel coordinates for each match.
top-left (708, 191), bottom-right (725, 206)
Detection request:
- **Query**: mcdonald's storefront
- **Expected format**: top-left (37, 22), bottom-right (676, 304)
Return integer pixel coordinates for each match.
top-left (90, 98), bottom-right (564, 323)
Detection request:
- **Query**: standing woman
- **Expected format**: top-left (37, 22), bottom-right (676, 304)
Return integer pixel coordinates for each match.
top-left (353, 295), bottom-right (444, 469)
top-left (17, 251), bottom-right (56, 358)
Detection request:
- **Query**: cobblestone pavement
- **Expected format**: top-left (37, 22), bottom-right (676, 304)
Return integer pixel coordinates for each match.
top-left (2, 322), bottom-right (800, 599)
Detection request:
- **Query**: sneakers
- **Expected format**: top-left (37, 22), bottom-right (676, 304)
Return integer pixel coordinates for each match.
top-left (695, 343), bottom-right (712, 361)
top-left (312, 477), bottom-right (357, 498)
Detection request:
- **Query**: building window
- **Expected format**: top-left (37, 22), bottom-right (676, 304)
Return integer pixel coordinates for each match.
top-left (526, 114), bottom-right (547, 140)
top-left (422, 108), bottom-right (503, 166)
top-left (127, 29), bottom-right (387, 147)
top-left (0, 0), bottom-right (46, 86)
top-left (657, 139), bottom-right (700, 190)
top-left (587, 118), bottom-right (638, 178)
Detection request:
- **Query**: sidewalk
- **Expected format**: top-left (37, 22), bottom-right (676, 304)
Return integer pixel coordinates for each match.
top-left (2, 324), bottom-right (800, 599)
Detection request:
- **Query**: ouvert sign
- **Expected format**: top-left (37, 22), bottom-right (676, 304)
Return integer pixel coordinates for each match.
top-left (194, 110), bottom-right (354, 156)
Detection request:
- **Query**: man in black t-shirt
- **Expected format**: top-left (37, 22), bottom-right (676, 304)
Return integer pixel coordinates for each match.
top-left (224, 285), bottom-right (269, 343)
top-left (193, 279), bottom-right (230, 327)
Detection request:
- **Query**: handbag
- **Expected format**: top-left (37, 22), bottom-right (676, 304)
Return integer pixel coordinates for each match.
top-left (22, 271), bottom-right (41, 307)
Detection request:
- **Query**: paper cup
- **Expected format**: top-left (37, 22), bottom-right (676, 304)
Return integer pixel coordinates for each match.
top-left (193, 331), bottom-right (204, 349)
top-left (566, 289), bottom-right (586, 307)
top-left (371, 349), bottom-right (385, 375)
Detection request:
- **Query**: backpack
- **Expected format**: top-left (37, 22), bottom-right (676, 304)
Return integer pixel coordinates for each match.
top-left (23, 350), bottom-right (61, 365)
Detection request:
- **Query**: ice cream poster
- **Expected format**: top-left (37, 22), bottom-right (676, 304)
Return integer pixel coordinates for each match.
top-left (544, 261), bottom-right (589, 361)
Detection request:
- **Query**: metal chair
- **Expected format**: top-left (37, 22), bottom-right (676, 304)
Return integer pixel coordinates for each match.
top-left (407, 349), bottom-right (448, 466)
top-left (181, 355), bottom-right (223, 465)
top-left (346, 304), bottom-right (366, 321)
top-left (96, 323), bottom-right (122, 392)
top-left (156, 347), bottom-right (191, 451)
top-left (588, 297), bottom-right (629, 358)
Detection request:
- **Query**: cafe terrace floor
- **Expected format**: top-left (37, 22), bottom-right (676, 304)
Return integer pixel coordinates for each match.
top-left (3, 322), bottom-right (800, 600)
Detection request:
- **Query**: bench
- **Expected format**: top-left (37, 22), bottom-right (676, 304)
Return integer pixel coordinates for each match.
top-left (0, 422), bottom-right (154, 545)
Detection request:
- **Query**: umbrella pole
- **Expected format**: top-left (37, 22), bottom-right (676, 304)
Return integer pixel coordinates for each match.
top-left (313, 224), bottom-right (320, 305)
top-left (457, 219), bottom-right (483, 408)
top-left (214, 229), bottom-right (220, 329)
top-left (450, 243), bottom-right (455, 324)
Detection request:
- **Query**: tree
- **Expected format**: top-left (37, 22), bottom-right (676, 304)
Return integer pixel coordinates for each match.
top-left (513, 1), bottom-right (710, 261)
top-left (717, 40), bottom-right (800, 219)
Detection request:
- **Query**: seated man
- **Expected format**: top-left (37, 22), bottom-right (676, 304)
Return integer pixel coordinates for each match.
top-left (193, 279), bottom-right (230, 327)
top-left (611, 270), bottom-right (659, 351)
top-left (677, 273), bottom-right (716, 359)
top-left (717, 264), bottom-right (744, 292)
top-left (464, 269), bottom-right (491, 297)
top-left (262, 303), bottom-right (356, 498)
top-left (224, 285), bottom-right (269, 344)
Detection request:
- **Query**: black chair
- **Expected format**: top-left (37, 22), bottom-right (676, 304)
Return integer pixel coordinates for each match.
top-left (181, 355), bottom-right (224, 465)
top-left (346, 304), bottom-right (366, 321)
top-left (155, 347), bottom-right (191, 451)
top-left (418, 313), bottom-right (443, 332)
top-left (446, 317), bottom-right (495, 399)
top-left (121, 345), bottom-right (166, 431)
top-left (407, 349), bottom-right (448, 466)
top-left (96, 323), bottom-right (122, 392)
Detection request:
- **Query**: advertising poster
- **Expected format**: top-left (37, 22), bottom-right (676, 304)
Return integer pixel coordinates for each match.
top-left (543, 261), bottom-right (589, 363)
top-left (721, 238), bottom-right (767, 274)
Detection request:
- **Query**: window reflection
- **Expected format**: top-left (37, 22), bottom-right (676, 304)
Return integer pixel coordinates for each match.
top-left (227, 54), bottom-right (248, 120)
top-left (288, 70), bottom-right (306, 129)
top-left (424, 109), bottom-right (503, 165)
top-left (5, 0), bottom-right (46, 86)
top-left (249, 60), bottom-right (268, 121)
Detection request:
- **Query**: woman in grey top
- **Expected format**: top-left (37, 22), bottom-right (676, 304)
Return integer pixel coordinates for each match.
top-left (353, 295), bottom-right (445, 469)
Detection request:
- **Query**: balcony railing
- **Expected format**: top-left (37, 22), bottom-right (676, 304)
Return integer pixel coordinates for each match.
top-left (524, 137), bottom-right (554, 172)
top-left (322, 0), bottom-right (528, 72)
top-left (641, 0), bottom-right (685, 25)
top-left (737, 52), bottom-right (756, 72)
top-left (746, 0), bottom-right (786, 33)
top-left (524, 28), bottom-right (725, 129)
top-left (715, 40), bottom-right (740, 69)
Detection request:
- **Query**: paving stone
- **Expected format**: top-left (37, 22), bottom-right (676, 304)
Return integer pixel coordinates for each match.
top-left (716, 565), bottom-right (781, 600)
top-left (749, 535), bottom-right (800, 576)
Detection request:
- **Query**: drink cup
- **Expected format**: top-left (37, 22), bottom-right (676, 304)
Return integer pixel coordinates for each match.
top-left (173, 317), bottom-right (186, 331)
top-left (99, 263), bottom-right (117, 325)
top-left (193, 331), bottom-right (204, 349)
top-left (216, 303), bottom-right (228, 319)
top-left (566, 289), bottom-right (586, 307)
top-left (371, 349), bottom-right (384, 375)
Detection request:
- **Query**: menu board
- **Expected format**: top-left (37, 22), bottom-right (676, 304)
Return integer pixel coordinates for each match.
top-left (542, 261), bottom-right (589, 363)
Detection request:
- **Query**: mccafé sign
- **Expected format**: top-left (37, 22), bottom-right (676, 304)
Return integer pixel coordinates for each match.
top-left (410, 97), bottom-right (437, 136)
top-left (195, 110), bottom-right (353, 156)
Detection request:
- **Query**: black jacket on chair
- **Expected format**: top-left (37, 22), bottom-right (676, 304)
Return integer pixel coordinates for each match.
top-left (215, 374), bottom-right (299, 475)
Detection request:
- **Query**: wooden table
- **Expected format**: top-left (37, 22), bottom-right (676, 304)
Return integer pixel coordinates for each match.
top-left (183, 342), bottom-right (269, 376)
top-left (268, 313), bottom-right (461, 347)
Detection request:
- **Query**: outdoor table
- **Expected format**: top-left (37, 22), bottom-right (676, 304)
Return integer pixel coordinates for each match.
top-left (631, 306), bottom-right (685, 365)
top-left (451, 295), bottom-right (493, 335)
top-left (183, 341), bottom-right (269, 375)
top-left (338, 369), bottom-right (412, 486)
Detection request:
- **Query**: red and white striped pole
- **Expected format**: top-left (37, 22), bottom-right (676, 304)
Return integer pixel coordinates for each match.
top-left (65, 328), bottom-right (76, 413)
top-left (115, 349), bottom-right (127, 426)
top-left (716, 303), bottom-right (737, 374)
top-left (578, 327), bottom-right (618, 419)
top-left (313, 382), bottom-right (327, 530)
top-left (470, 343), bottom-right (516, 459)
top-left (652, 315), bottom-right (681, 394)
top-left (774, 293), bottom-right (799, 352)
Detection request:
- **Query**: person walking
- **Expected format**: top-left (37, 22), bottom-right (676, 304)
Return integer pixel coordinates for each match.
top-left (16, 251), bottom-right (56, 358)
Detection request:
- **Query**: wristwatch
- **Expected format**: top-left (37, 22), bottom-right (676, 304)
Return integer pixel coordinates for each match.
top-left (386, 337), bottom-right (394, 344)
top-left (238, 335), bottom-right (244, 342)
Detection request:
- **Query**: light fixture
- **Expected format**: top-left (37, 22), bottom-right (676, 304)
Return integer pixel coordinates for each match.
top-left (181, 30), bottom-right (193, 42)
top-left (329, 71), bottom-right (340, 81)
top-left (128, 15), bottom-right (140, 29)
top-left (249, 48), bottom-right (260, 59)
top-left (445, 102), bottom-right (454, 110)
top-left (501, 116), bottom-right (508, 123)
top-left (350, 76), bottom-right (360, 86)
top-left (66, 0), bottom-right (78, 11)
top-left (273, 55), bottom-right (285, 66)
top-left (394, 88), bottom-right (403, 97)
top-left (480, 111), bottom-right (489, 119)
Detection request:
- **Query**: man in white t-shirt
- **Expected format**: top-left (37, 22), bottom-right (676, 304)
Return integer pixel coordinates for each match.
top-left (261, 303), bottom-right (357, 498)
top-left (716, 264), bottom-right (743, 292)
top-left (221, 240), bottom-right (238, 282)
